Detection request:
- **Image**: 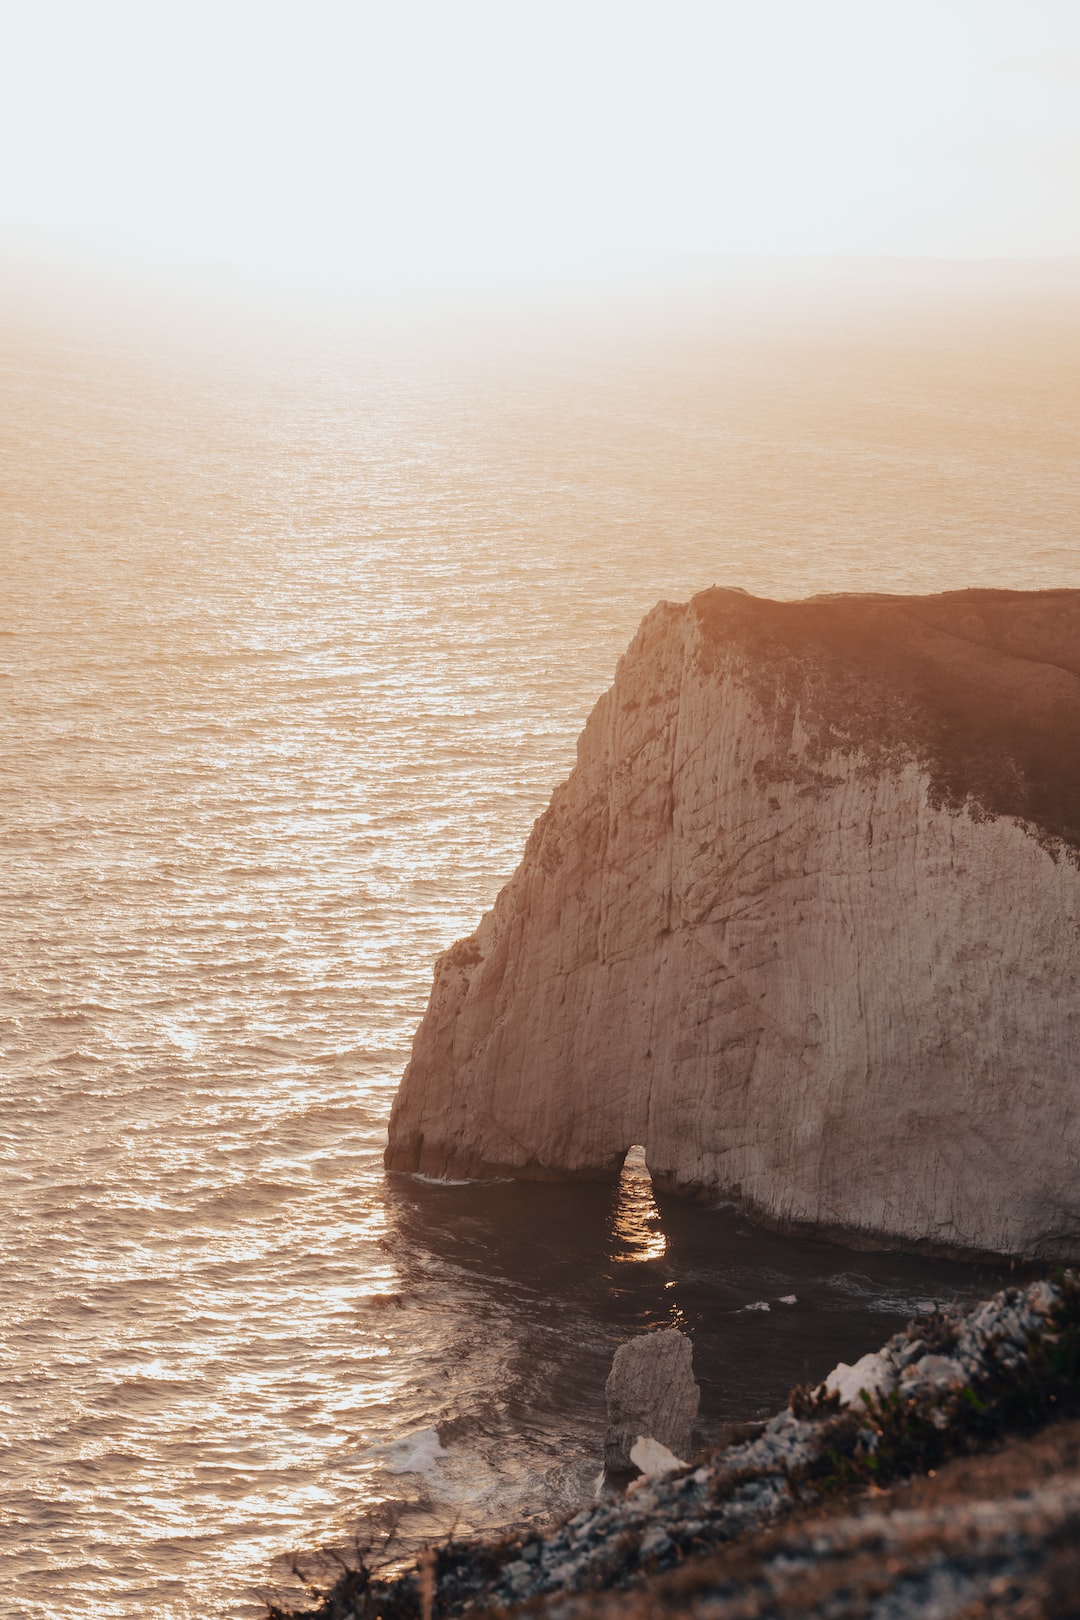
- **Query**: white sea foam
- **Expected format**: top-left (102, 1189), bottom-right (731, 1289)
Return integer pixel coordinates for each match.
top-left (386, 1429), bottom-right (448, 1477)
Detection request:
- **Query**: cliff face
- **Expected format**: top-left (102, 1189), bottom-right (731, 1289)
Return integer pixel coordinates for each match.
top-left (386, 588), bottom-right (1080, 1259)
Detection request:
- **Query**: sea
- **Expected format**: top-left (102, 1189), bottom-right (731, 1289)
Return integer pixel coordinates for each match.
top-left (2, 262), bottom-right (1078, 1619)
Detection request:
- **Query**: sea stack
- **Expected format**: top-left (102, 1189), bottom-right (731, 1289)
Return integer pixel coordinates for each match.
top-left (604, 1330), bottom-right (700, 1475)
top-left (386, 588), bottom-right (1080, 1260)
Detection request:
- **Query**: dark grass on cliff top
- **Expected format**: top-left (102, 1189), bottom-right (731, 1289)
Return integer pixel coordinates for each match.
top-left (692, 586), bottom-right (1080, 854)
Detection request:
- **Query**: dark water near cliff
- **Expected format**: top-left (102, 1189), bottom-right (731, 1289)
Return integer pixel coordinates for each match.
top-left (1, 269), bottom-right (1077, 1618)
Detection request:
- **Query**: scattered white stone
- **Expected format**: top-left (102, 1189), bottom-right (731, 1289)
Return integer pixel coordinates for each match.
top-left (1029, 1280), bottom-right (1058, 1314)
top-left (546, 1561), bottom-right (580, 1585)
top-left (778, 1294), bottom-right (798, 1305)
top-left (900, 1354), bottom-right (965, 1395)
top-left (638, 1525), bottom-right (674, 1560)
top-left (630, 1436), bottom-right (687, 1478)
top-left (824, 1351), bottom-right (898, 1407)
top-left (744, 1301), bottom-right (771, 1312)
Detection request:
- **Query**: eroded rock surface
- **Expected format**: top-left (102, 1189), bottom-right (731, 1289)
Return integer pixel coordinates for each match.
top-left (386, 587), bottom-right (1080, 1258)
top-left (604, 1329), bottom-right (699, 1474)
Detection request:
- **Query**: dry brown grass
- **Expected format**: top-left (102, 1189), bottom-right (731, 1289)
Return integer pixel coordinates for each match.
top-left (538, 1420), bottom-right (1080, 1620)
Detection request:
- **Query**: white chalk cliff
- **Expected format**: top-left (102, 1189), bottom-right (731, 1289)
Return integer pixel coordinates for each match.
top-left (386, 588), bottom-right (1080, 1259)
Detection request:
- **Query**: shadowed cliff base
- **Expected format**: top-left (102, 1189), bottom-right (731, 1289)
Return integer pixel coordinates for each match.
top-left (378, 1163), bottom-right (1016, 1441)
top-left (386, 586), bottom-right (1080, 1260)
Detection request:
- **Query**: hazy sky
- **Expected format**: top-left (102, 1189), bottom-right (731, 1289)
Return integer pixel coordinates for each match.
top-left (3, 0), bottom-right (1079, 289)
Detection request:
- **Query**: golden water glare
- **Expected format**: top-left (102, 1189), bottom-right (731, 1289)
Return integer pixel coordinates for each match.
top-left (2, 272), bottom-right (1078, 1619)
top-left (610, 1147), bottom-right (668, 1264)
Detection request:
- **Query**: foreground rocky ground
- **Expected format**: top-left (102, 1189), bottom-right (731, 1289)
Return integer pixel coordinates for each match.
top-left (266, 1274), bottom-right (1080, 1620)
top-left (553, 1422), bottom-right (1080, 1619)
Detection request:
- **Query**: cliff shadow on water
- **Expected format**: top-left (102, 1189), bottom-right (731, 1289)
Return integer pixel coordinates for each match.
top-left (382, 1150), bottom-right (1023, 1450)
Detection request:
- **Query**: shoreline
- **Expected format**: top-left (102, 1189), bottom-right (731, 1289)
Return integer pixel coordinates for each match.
top-left (264, 1273), bottom-right (1080, 1619)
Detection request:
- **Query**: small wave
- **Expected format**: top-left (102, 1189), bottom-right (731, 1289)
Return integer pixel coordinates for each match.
top-left (385, 1427), bottom-right (447, 1477)
top-left (192, 1180), bottom-right (310, 1219)
top-left (406, 1172), bottom-right (513, 1187)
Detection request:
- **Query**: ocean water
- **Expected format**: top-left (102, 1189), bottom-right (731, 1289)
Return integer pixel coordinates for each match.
top-left (1, 270), bottom-right (1078, 1619)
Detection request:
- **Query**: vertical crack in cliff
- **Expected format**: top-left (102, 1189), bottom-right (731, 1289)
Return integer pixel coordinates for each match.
top-left (645, 618), bottom-right (692, 1178)
top-left (596, 690), bottom-right (619, 971)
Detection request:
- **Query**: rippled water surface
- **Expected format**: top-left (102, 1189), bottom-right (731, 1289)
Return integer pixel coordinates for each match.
top-left (2, 273), bottom-right (1078, 1618)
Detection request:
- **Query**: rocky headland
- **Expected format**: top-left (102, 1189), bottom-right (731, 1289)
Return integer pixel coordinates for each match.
top-left (386, 587), bottom-right (1080, 1260)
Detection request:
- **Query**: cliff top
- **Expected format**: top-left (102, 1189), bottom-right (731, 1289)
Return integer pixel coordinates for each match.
top-left (689, 585), bottom-right (1080, 851)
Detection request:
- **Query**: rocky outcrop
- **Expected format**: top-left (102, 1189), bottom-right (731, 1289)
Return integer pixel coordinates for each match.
top-left (603, 1329), bottom-right (699, 1474)
top-left (386, 587), bottom-right (1080, 1259)
top-left (524, 1424), bottom-right (1080, 1620)
top-left (270, 1276), bottom-right (1080, 1620)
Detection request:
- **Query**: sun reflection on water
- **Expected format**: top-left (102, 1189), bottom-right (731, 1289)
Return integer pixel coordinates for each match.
top-left (3, 294), bottom-right (1073, 1619)
top-left (610, 1145), bottom-right (668, 1263)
